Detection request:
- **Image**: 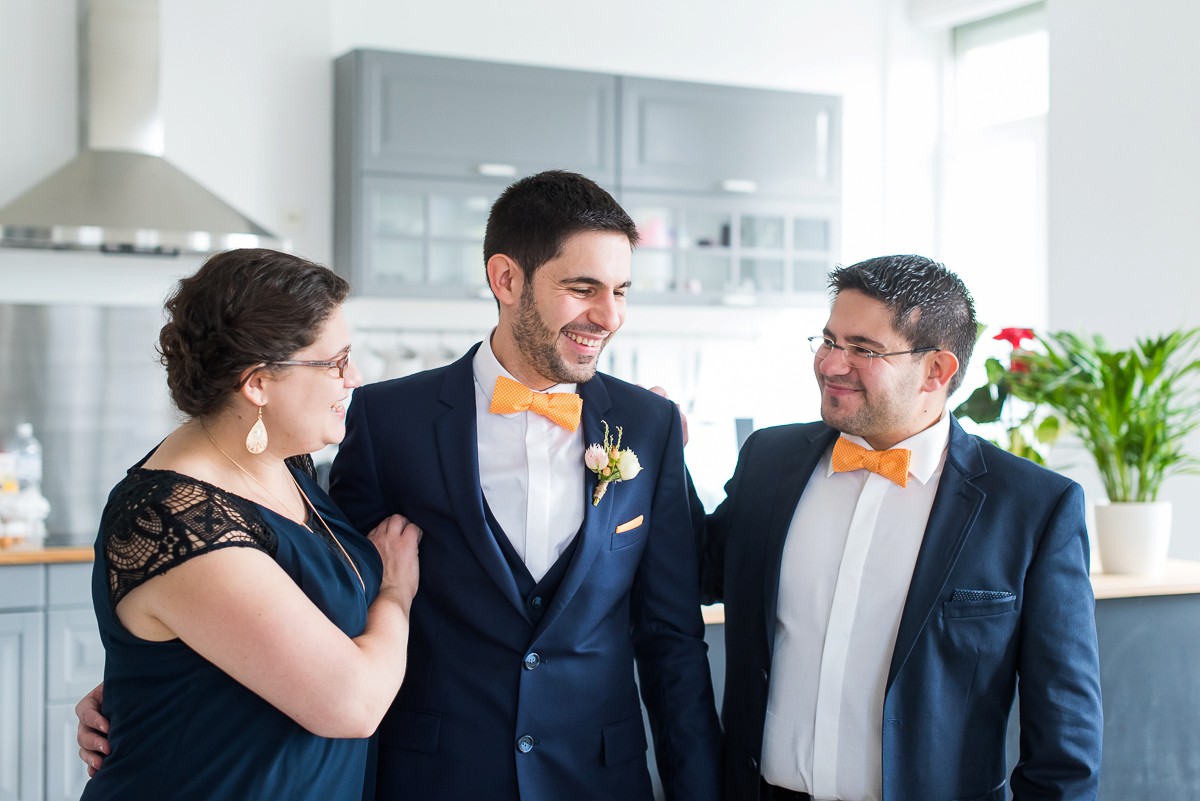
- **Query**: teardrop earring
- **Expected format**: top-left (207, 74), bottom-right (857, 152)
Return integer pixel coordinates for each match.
top-left (245, 407), bottom-right (268, 454)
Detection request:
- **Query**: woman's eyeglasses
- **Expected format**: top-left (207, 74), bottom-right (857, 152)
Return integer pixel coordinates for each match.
top-left (267, 352), bottom-right (351, 379)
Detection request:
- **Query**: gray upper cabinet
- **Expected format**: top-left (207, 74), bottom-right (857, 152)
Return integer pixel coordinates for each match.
top-left (341, 50), bottom-right (617, 183)
top-left (334, 50), bottom-right (617, 298)
top-left (333, 49), bottom-right (841, 303)
top-left (620, 76), bottom-right (841, 199)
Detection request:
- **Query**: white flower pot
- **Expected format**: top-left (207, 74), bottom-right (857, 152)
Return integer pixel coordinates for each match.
top-left (1094, 501), bottom-right (1172, 576)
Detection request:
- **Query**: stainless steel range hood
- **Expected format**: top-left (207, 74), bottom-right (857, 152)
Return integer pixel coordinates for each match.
top-left (0, 0), bottom-right (282, 256)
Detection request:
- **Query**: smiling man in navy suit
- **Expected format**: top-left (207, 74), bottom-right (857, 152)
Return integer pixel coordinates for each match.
top-left (330, 171), bottom-right (720, 801)
top-left (696, 255), bottom-right (1102, 801)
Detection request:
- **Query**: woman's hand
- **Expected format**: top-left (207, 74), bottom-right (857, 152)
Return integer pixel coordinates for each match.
top-left (368, 513), bottom-right (421, 606)
top-left (75, 682), bottom-right (109, 776)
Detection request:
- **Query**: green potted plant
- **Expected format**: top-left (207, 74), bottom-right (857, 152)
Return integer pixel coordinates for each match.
top-left (1006, 327), bottom-right (1200, 575)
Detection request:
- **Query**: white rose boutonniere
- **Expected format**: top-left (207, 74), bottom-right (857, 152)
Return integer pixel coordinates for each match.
top-left (586, 420), bottom-right (641, 505)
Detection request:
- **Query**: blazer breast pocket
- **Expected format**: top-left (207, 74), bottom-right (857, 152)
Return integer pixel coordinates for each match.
top-left (610, 514), bottom-right (647, 550)
top-left (942, 589), bottom-right (1017, 619)
top-left (941, 591), bottom-right (1018, 655)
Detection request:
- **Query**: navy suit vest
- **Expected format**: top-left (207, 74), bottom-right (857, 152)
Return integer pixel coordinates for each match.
top-left (482, 499), bottom-right (580, 627)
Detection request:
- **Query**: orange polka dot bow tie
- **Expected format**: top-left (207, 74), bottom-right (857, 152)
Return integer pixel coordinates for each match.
top-left (831, 436), bottom-right (911, 488)
top-left (489, 375), bottom-right (583, 432)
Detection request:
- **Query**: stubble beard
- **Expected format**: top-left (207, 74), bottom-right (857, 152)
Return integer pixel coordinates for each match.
top-left (819, 372), bottom-right (920, 441)
top-left (513, 286), bottom-right (604, 385)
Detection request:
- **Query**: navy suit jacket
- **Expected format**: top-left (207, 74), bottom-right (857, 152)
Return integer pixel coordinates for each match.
top-left (330, 344), bottom-right (721, 801)
top-left (698, 417), bottom-right (1102, 801)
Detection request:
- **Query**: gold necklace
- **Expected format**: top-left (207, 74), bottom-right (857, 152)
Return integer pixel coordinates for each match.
top-left (201, 425), bottom-right (366, 593)
top-left (290, 474), bottom-right (367, 593)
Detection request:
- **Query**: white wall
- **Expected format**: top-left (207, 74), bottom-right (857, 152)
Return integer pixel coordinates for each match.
top-left (1048, 0), bottom-right (1200, 558)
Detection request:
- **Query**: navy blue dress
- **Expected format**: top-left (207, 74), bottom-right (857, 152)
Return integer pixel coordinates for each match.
top-left (81, 453), bottom-right (384, 801)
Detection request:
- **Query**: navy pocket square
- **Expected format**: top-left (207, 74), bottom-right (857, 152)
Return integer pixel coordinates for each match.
top-left (950, 588), bottom-right (1014, 602)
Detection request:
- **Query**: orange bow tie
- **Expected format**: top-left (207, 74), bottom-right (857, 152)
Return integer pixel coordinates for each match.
top-left (489, 375), bottom-right (582, 432)
top-left (831, 437), bottom-right (911, 487)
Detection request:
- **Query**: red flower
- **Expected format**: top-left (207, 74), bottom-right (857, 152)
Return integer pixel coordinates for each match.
top-left (994, 327), bottom-right (1035, 349)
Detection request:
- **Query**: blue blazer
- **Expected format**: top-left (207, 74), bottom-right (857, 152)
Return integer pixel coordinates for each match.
top-left (330, 345), bottom-right (720, 801)
top-left (698, 418), bottom-right (1102, 801)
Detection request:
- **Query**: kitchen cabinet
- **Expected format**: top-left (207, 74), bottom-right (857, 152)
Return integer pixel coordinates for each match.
top-left (333, 50), bottom-right (841, 305)
top-left (0, 561), bottom-right (100, 801)
top-left (338, 50), bottom-right (616, 183)
top-left (45, 565), bottom-right (102, 801)
top-left (619, 76), bottom-right (841, 199)
top-left (348, 176), bottom-right (495, 298)
top-left (0, 566), bottom-right (46, 801)
top-left (334, 50), bottom-right (618, 299)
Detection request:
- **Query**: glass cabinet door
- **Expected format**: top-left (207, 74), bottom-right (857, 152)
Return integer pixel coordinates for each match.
top-left (625, 203), bottom-right (677, 293)
top-left (429, 193), bottom-right (491, 290)
top-left (360, 178), bottom-right (499, 297)
top-left (365, 185), bottom-right (425, 286)
top-left (624, 192), bottom-right (838, 304)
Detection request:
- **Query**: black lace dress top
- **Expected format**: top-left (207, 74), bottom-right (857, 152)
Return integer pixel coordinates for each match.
top-left (81, 451), bottom-right (384, 801)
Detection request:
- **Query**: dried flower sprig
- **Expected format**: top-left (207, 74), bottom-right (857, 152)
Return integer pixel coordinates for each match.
top-left (584, 420), bottom-right (642, 505)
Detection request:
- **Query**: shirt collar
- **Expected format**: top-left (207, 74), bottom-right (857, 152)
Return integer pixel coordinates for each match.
top-left (830, 411), bottom-right (950, 487)
top-left (472, 329), bottom-right (578, 401)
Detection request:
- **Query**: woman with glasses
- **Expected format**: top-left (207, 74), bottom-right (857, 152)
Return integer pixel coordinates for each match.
top-left (78, 248), bottom-right (421, 801)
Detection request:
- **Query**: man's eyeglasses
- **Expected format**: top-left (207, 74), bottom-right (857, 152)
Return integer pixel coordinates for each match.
top-left (807, 336), bottom-right (941, 369)
top-left (267, 352), bottom-right (352, 379)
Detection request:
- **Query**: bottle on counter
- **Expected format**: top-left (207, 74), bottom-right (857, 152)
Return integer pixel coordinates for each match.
top-left (0, 423), bottom-right (49, 548)
top-left (6, 422), bottom-right (43, 491)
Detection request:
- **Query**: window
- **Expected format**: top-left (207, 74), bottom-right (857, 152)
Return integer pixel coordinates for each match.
top-left (941, 3), bottom-right (1048, 401)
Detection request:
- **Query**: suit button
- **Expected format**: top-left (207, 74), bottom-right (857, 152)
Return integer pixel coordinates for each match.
top-left (761, 668), bottom-right (769, 684)
top-left (748, 756), bottom-right (758, 771)
top-left (517, 735), bottom-right (535, 753)
top-left (530, 595), bottom-right (544, 609)
top-left (523, 652), bottom-right (541, 670)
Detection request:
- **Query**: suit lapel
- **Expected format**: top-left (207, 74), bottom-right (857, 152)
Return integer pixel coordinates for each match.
top-left (434, 347), bottom-right (531, 622)
top-left (532, 375), bottom-right (614, 638)
top-left (886, 418), bottom-right (986, 690)
top-left (764, 425), bottom-right (838, 655)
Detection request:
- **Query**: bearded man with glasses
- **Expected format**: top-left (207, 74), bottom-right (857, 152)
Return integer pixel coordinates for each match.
top-left (693, 254), bottom-right (1103, 801)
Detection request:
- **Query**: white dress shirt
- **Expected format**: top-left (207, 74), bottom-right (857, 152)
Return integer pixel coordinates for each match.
top-left (761, 412), bottom-right (951, 801)
top-left (473, 334), bottom-right (585, 582)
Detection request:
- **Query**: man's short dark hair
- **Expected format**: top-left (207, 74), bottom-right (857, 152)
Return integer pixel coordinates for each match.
top-left (829, 254), bottom-right (979, 395)
top-left (483, 170), bottom-right (638, 289)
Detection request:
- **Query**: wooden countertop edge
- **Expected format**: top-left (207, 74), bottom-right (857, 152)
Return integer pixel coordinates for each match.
top-left (5, 551), bottom-right (1200, 604)
top-left (1089, 559), bottom-right (1200, 600)
top-left (700, 559), bottom-right (1200, 625)
top-left (0, 546), bottom-right (93, 565)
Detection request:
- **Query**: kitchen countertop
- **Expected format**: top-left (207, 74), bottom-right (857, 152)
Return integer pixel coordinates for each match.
top-left (0, 544), bottom-right (93, 565)
top-left (6, 550), bottom-right (1200, 603)
top-left (699, 559), bottom-right (1200, 625)
top-left (1089, 558), bottom-right (1200, 600)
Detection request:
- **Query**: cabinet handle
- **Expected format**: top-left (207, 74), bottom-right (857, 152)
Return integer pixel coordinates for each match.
top-left (719, 178), bottom-right (758, 194)
top-left (477, 163), bottom-right (518, 178)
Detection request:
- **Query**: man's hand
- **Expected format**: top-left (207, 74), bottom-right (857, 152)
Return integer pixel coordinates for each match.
top-left (76, 682), bottom-right (110, 776)
top-left (647, 385), bottom-right (689, 446)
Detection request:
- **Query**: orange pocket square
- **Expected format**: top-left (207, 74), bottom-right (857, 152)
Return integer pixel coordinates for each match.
top-left (614, 515), bottom-right (644, 535)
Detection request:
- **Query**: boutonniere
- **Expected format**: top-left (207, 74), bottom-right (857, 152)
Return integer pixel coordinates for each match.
top-left (584, 420), bottom-right (642, 506)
